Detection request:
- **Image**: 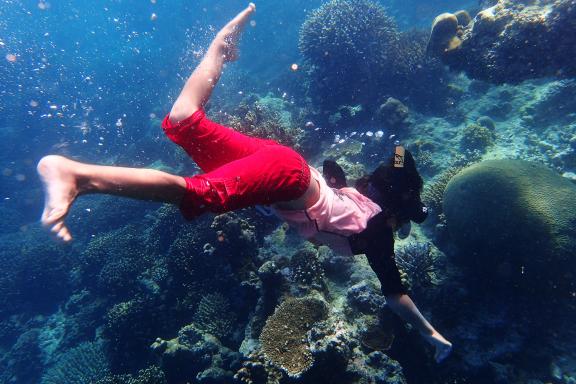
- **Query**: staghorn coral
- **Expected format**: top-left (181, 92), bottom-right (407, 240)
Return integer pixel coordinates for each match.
top-left (259, 297), bottom-right (328, 377)
top-left (41, 341), bottom-right (110, 384)
top-left (395, 242), bottom-right (437, 292)
top-left (193, 293), bottom-right (236, 340)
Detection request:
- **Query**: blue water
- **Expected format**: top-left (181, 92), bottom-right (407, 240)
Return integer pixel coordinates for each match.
top-left (1, 0), bottom-right (575, 383)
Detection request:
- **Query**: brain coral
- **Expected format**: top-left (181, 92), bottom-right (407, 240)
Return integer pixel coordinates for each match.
top-left (443, 160), bottom-right (576, 295)
top-left (259, 297), bottom-right (328, 377)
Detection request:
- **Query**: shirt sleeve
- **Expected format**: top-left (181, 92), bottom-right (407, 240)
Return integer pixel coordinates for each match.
top-left (348, 213), bottom-right (408, 296)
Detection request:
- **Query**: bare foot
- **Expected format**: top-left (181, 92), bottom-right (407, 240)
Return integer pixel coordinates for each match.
top-left (37, 155), bottom-right (79, 242)
top-left (214, 3), bottom-right (256, 61)
top-left (424, 332), bottom-right (453, 363)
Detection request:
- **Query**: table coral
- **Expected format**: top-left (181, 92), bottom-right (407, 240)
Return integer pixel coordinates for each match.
top-left (259, 297), bottom-right (328, 377)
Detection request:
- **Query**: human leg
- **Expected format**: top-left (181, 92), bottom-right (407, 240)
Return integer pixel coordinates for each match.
top-left (178, 144), bottom-right (310, 219)
top-left (37, 155), bottom-right (187, 242)
top-left (169, 3), bottom-right (256, 124)
top-left (386, 293), bottom-right (453, 363)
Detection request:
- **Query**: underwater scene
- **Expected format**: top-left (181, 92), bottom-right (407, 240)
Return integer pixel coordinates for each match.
top-left (1, 0), bottom-right (576, 383)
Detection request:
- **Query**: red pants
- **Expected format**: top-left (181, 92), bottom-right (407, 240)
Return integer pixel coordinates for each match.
top-left (161, 109), bottom-right (311, 220)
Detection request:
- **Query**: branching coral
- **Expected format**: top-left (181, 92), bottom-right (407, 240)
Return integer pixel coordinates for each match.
top-left (395, 242), bottom-right (437, 292)
top-left (193, 293), bottom-right (236, 340)
top-left (421, 166), bottom-right (464, 223)
top-left (94, 366), bottom-right (167, 384)
top-left (41, 342), bottom-right (110, 384)
top-left (299, 0), bottom-right (398, 110)
top-left (223, 95), bottom-right (305, 149)
top-left (259, 297), bottom-right (328, 377)
top-left (79, 225), bottom-right (152, 297)
top-left (299, 0), bottom-right (449, 113)
top-left (290, 248), bottom-right (326, 290)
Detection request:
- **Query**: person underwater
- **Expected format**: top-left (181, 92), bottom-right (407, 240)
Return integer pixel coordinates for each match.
top-left (37, 2), bottom-right (451, 363)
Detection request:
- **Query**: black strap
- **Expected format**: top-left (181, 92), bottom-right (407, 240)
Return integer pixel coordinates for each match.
top-left (323, 159), bottom-right (348, 189)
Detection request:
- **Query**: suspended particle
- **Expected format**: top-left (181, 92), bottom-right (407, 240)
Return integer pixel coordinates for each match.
top-left (115, 118), bottom-right (123, 127)
top-left (150, 13), bottom-right (158, 21)
top-left (149, 113), bottom-right (156, 119)
top-left (375, 130), bottom-right (384, 138)
top-left (38, 1), bottom-right (49, 10)
top-left (150, 0), bottom-right (157, 3)
top-left (305, 121), bottom-right (315, 128)
top-left (250, 20), bottom-right (256, 27)
top-left (290, 63), bottom-right (299, 71)
top-left (6, 54), bottom-right (17, 63)
top-left (366, 131), bottom-right (374, 137)
top-left (29, 100), bottom-right (39, 107)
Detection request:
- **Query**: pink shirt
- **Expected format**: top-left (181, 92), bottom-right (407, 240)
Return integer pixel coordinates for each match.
top-left (274, 167), bottom-right (382, 255)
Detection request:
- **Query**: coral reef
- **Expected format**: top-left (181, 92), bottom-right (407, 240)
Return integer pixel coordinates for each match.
top-left (443, 160), bottom-right (576, 296)
top-left (395, 242), bottom-right (437, 293)
top-left (421, 165), bottom-right (464, 224)
top-left (460, 123), bottom-right (496, 151)
top-left (193, 293), bottom-right (236, 340)
top-left (429, 0), bottom-right (576, 83)
top-left (41, 341), bottom-right (110, 384)
top-left (0, 228), bottom-right (72, 317)
top-left (78, 225), bottom-right (154, 298)
top-left (299, 0), bottom-right (450, 113)
top-left (223, 95), bottom-right (306, 149)
top-left (289, 247), bottom-right (326, 292)
top-left (346, 281), bottom-right (386, 315)
top-left (259, 296), bottom-right (328, 377)
top-left (94, 366), bottom-right (167, 384)
top-left (299, 0), bottom-right (398, 110)
top-left (151, 323), bottom-right (242, 383)
top-left (375, 97), bottom-right (410, 133)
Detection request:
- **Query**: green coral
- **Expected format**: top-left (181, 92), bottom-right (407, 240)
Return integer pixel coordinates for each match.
top-left (259, 297), bottom-right (328, 377)
top-left (460, 123), bottom-right (496, 151)
top-left (193, 293), bottom-right (236, 339)
top-left (444, 160), bottom-right (576, 294)
top-left (41, 342), bottom-right (110, 384)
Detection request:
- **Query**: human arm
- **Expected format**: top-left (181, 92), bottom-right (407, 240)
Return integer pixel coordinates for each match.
top-left (349, 216), bottom-right (452, 362)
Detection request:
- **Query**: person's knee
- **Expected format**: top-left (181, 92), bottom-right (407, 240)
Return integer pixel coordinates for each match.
top-left (169, 102), bottom-right (200, 124)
